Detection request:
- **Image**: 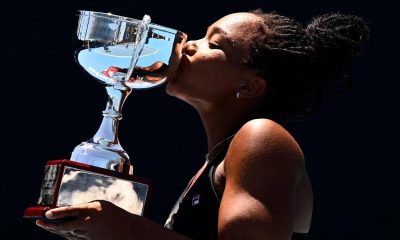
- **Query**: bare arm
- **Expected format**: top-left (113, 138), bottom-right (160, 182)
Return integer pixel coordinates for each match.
top-left (218, 119), bottom-right (305, 240)
top-left (36, 200), bottom-right (191, 240)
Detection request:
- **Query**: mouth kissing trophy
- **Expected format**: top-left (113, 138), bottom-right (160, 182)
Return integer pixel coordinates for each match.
top-left (24, 10), bottom-right (187, 221)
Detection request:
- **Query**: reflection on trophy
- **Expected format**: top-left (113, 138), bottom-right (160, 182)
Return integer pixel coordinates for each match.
top-left (24, 10), bottom-right (187, 220)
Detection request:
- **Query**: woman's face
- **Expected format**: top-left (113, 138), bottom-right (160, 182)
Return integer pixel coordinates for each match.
top-left (166, 13), bottom-right (261, 106)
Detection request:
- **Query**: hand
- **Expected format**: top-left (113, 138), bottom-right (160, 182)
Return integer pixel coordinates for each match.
top-left (36, 200), bottom-right (132, 240)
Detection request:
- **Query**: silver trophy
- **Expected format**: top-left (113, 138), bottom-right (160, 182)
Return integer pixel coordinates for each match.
top-left (24, 10), bottom-right (187, 220)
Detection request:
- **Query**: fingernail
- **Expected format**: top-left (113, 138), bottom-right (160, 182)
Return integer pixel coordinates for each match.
top-left (36, 221), bottom-right (46, 229)
top-left (45, 211), bottom-right (54, 218)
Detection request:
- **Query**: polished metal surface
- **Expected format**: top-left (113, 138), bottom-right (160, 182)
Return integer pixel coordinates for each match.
top-left (75, 10), bottom-right (187, 89)
top-left (57, 166), bottom-right (149, 215)
top-left (71, 10), bottom-right (187, 172)
top-left (36, 164), bottom-right (149, 215)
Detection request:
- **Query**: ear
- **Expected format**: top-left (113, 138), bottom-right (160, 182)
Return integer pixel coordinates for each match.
top-left (237, 76), bottom-right (267, 99)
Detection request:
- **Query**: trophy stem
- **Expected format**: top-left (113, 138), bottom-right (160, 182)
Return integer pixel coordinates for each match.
top-left (93, 84), bottom-right (131, 145)
top-left (71, 83), bottom-right (133, 174)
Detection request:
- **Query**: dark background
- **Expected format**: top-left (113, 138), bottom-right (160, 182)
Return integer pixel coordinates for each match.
top-left (1, 0), bottom-right (398, 239)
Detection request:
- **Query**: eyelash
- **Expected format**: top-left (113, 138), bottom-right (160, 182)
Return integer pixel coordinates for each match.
top-left (209, 42), bottom-right (221, 50)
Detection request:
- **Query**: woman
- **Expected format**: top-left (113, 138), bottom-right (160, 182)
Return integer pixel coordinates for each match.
top-left (36, 9), bottom-right (368, 240)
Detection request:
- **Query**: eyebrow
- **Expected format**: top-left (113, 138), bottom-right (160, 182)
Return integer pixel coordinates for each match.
top-left (207, 26), bottom-right (228, 37)
top-left (206, 25), bottom-right (235, 52)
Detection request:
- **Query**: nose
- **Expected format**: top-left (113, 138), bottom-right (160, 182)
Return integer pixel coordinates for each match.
top-left (183, 40), bottom-right (198, 56)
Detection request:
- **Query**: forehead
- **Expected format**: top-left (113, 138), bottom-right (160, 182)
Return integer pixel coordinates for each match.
top-left (207, 13), bottom-right (261, 64)
top-left (209, 13), bottom-right (261, 42)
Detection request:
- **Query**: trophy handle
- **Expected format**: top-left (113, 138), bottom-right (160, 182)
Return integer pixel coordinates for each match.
top-left (126, 15), bottom-right (151, 81)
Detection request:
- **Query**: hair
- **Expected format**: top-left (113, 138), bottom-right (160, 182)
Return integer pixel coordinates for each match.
top-left (244, 9), bottom-right (369, 121)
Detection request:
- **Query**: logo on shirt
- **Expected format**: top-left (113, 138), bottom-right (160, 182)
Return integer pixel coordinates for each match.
top-left (192, 194), bottom-right (200, 206)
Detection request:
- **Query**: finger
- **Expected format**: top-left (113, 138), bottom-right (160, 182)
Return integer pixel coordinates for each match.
top-left (56, 218), bottom-right (83, 232)
top-left (46, 201), bottom-right (102, 219)
top-left (67, 234), bottom-right (87, 240)
top-left (71, 229), bottom-right (88, 237)
top-left (64, 231), bottom-right (86, 240)
top-left (37, 220), bottom-right (73, 238)
top-left (36, 219), bottom-right (58, 230)
top-left (37, 219), bottom-right (72, 234)
top-left (46, 206), bottom-right (82, 219)
top-left (67, 236), bottom-right (86, 240)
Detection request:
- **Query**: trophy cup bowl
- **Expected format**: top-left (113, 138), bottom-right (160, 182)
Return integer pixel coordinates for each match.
top-left (24, 10), bottom-right (187, 220)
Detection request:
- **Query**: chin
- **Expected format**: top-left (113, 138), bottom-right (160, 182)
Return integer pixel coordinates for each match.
top-left (165, 81), bottom-right (176, 96)
top-left (165, 76), bottom-right (184, 96)
top-left (166, 83), bottom-right (193, 104)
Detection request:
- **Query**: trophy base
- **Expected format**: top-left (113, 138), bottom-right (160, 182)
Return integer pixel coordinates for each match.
top-left (24, 160), bottom-right (151, 220)
top-left (24, 206), bottom-right (50, 221)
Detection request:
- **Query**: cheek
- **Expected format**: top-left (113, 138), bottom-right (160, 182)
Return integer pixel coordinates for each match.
top-left (191, 53), bottom-right (232, 79)
top-left (167, 52), bottom-right (241, 98)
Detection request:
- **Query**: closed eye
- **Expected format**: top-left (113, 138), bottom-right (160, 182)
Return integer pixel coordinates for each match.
top-left (209, 42), bottom-right (222, 50)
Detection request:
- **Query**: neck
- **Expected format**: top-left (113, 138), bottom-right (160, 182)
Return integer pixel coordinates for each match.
top-left (201, 115), bottom-right (240, 152)
top-left (195, 102), bottom-right (260, 152)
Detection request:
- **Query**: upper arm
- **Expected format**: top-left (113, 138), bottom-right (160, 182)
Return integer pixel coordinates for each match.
top-left (218, 119), bottom-right (304, 240)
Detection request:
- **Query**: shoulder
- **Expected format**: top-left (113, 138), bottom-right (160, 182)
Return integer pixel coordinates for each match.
top-left (218, 119), bottom-right (306, 239)
top-left (225, 118), bottom-right (305, 184)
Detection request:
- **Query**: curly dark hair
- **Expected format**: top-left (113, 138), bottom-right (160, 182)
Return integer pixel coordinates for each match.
top-left (244, 9), bottom-right (369, 121)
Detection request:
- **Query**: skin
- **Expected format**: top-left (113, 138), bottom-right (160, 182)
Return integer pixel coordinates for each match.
top-left (37, 12), bottom-right (313, 240)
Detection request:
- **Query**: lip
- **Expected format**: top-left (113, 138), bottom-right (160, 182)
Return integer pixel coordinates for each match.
top-left (178, 54), bottom-right (190, 71)
top-left (167, 53), bottom-right (190, 82)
